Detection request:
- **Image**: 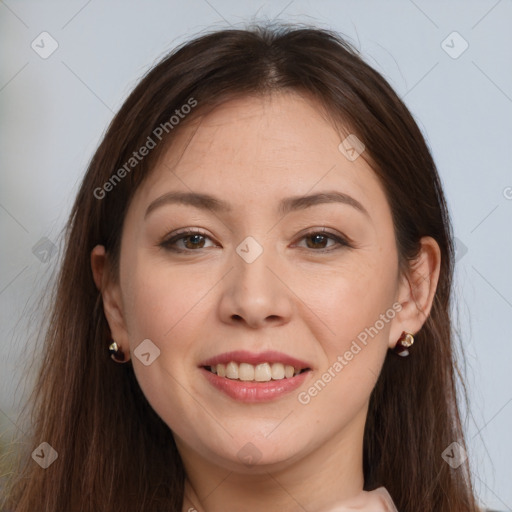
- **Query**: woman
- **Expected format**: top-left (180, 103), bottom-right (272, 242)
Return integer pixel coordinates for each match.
top-left (2, 23), bottom-right (492, 512)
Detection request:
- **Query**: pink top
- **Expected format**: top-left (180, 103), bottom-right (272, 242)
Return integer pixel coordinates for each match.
top-left (322, 486), bottom-right (399, 512)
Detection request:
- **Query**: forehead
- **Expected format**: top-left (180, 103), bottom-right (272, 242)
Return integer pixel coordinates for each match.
top-left (128, 92), bottom-right (389, 222)
top-left (163, 92), bottom-right (347, 174)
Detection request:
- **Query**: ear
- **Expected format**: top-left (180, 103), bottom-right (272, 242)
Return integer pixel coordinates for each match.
top-left (91, 245), bottom-right (131, 361)
top-left (388, 236), bottom-right (441, 349)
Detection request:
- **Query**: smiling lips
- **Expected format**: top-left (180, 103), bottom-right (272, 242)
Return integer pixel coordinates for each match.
top-left (199, 350), bottom-right (312, 401)
top-left (200, 350), bottom-right (311, 382)
top-left (208, 361), bottom-right (306, 382)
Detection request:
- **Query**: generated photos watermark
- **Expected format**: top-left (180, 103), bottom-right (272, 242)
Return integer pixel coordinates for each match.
top-left (297, 302), bottom-right (402, 405)
top-left (93, 97), bottom-right (197, 200)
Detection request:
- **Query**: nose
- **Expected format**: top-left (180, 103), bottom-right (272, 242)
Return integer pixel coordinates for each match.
top-left (217, 242), bottom-right (294, 329)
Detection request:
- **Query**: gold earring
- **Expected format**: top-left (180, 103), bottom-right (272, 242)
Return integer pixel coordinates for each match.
top-left (393, 331), bottom-right (415, 357)
top-left (108, 341), bottom-right (128, 363)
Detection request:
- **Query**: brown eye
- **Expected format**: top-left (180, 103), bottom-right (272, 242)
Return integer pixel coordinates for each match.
top-left (296, 230), bottom-right (351, 252)
top-left (305, 233), bottom-right (331, 249)
top-left (160, 230), bottom-right (215, 252)
top-left (182, 234), bottom-right (206, 249)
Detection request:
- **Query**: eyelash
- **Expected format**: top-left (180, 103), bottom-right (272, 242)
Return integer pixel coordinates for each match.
top-left (159, 228), bottom-right (351, 254)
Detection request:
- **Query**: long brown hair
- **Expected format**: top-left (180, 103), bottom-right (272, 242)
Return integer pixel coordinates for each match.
top-left (2, 22), bottom-right (481, 512)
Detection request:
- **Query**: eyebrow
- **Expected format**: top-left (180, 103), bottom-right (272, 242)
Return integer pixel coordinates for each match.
top-left (144, 190), bottom-right (370, 219)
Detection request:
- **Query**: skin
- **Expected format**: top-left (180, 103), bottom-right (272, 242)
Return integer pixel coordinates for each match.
top-left (91, 91), bottom-right (441, 512)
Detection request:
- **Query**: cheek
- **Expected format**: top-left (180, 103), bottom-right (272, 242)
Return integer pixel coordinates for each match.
top-left (123, 256), bottom-right (209, 344)
top-left (300, 254), bottom-right (397, 400)
top-left (302, 254), bottom-right (397, 343)
top-left (121, 262), bottom-right (212, 431)
top-left (119, 257), bottom-right (208, 414)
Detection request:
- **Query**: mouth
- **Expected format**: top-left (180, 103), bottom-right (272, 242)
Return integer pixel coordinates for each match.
top-left (203, 361), bottom-right (311, 382)
top-left (198, 350), bottom-right (312, 402)
top-left (199, 350), bottom-right (312, 382)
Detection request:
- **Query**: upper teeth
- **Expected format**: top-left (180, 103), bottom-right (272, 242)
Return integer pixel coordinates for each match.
top-left (210, 362), bottom-right (303, 381)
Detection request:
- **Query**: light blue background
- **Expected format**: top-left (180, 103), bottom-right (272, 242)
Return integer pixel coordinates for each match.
top-left (1, 1), bottom-right (511, 509)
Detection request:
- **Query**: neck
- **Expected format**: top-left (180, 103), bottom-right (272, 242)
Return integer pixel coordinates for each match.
top-left (179, 404), bottom-right (367, 512)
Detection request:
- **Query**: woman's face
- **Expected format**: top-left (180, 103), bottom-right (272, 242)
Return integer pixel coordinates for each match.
top-left (107, 92), bottom-right (409, 472)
